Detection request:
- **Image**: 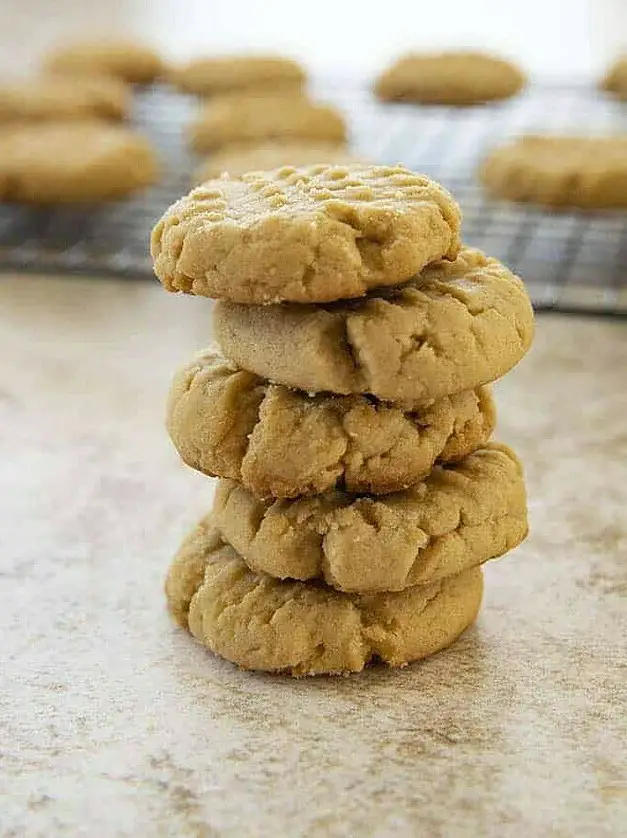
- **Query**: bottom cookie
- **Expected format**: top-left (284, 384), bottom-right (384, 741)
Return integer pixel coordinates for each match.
top-left (166, 518), bottom-right (483, 676)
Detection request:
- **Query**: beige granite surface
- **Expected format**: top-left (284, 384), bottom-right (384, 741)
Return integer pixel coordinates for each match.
top-left (1, 273), bottom-right (626, 837)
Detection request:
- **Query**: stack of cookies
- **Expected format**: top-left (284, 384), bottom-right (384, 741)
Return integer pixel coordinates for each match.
top-left (152, 163), bottom-right (535, 676)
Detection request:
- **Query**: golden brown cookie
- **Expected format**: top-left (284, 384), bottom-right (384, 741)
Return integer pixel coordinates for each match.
top-left (213, 247), bottom-right (534, 407)
top-left (188, 94), bottom-right (346, 153)
top-left (195, 141), bottom-right (362, 182)
top-left (43, 40), bottom-right (164, 84)
top-left (375, 51), bottom-right (525, 104)
top-left (601, 57), bottom-right (627, 100)
top-left (166, 520), bottom-right (484, 675)
top-left (211, 444), bottom-right (527, 593)
top-left (169, 55), bottom-right (306, 96)
top-left (0, 76), bottom-right (130, 123)
top-left (0, 122), bottom-right (158, 203)
top-left (166, 347), bottom-right (496, 498)
top-left (481, 135), bottom-right (627, 209)
top-left (152, 164), bottom-right (461, 304)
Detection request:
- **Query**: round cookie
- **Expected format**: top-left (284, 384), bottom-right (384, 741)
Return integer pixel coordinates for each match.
top-left (167, 347), bottom-right (496, 498)
top-left (188, 95), bottom-right (346, 154)
top-left (169, 55), bottom-right (306, 96)
top-left (0, 76), bottom-right (130, 122)
top-left (213, 247), bottom-right (534, 407)
top-left (481, 135), bottom-right (627, 209)
top-left (0, 122), bottom-right (158, 203)
top-left (43, 40), bottom-right (164, 84)
top-left (152, 164), bottom-right (461, 304)
top-left (195, 141), bottom-right (363, 182)
top-left (601, 57), bottom-right (627, 100)
top-left (374, 51), bottom-right (525, 104)
top-left (166, 519), bottom-right (484, 676)
top-left (212, 444), bottom-right (527, 594)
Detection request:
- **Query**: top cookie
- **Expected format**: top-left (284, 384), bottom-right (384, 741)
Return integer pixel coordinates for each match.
top-left (43, 40), bottom-right (164, 84)
top-left (151, 164), bottom-right (461, 304)
top-left (0, 76), bottom-right (130, 123)
top-left (213, 247), bottom-right (534, 407)
top-left (601, 57), bottom-right (627, 100)
top-left (169, 55), bottom-right (306, 96)
top-left (375, 51), bottom-right (525, 105)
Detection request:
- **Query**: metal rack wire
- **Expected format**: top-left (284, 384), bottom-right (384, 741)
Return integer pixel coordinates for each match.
top-left (0, 81), bottom-right (626, 314)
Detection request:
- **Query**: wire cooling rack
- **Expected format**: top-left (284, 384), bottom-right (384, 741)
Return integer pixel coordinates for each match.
top-left (0, 81), bottom-right (626, 314)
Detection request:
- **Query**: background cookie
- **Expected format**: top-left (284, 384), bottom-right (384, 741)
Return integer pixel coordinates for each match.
top-left (0, 122), bottom-right (158, 203)
top-left (188, 95), bottom-right (346, 153)
top-left (0, 76), bottom-right (130, 123)
top-left (152, 164), bottom-right (461, 304)
top-left (43, 40), bottom-right (164, 84)
top-left (601, 57), bottom-right (627, 100)
top-left (169, 55), bottom-right (306, 96)
top-left (195, 141), bottom-right (362, 182)
top-left (212, 444), bottom-right (527, 593)
top-left (166, 519), bottom-right (484, 676)
top-left (481, 135), bottom-right (627, 209)
top-left (167, 347), bottom-right (496, 498)
top-left (374, 51), bottom-right (525, 104)
top-left (213, 247), bottom-right (534, 407)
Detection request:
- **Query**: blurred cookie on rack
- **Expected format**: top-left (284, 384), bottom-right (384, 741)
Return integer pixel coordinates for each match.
top-left (195, 141), bottom-right (363, 182)
top-left (188, 93), bottom-right (346, 153)
top-left (170, 54), bottom-right (306, 97)
top-left (43, 39), bottom-right (165, 84)
top-left (481, 135), bottom-right (627, 209)
top-left (0, 122), bottom-right (158, 203)
top-left (0, 76), bottom-right (131, 123)
top-left (600, 56), bottom-right (627, 100)
top-left (375, 51), bottom-right (525, 104)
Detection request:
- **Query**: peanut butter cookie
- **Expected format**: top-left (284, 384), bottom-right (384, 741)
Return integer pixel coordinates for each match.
top-left (0, 76), bottom-right (130, 122)
top-left (211, 444), bottom-right (526, 593)
top-left (152, 164), bottom-right (461, 304)
top-left (601, 57), bottom-right (627, 100)
top-left (169, 55), bottom-right (305, 96)
top-left (375, 51), bottom-right (525, 104)
top-left (195, 141), bottom-right (361, 181)
top-left (188, 95), bottom-right (346, 154)
top-left (43, 39), bottom-right (164, 84)
top-left (167, 347), bottom-right (496, 498)
top-left (166, 520), bottom-right (483, 675)
top-left (481, 135), bottom-right (627, 209)
top-left (213, 247), bottom-right (534, 407)
top-left (0, 122), bottom-right (158, 203)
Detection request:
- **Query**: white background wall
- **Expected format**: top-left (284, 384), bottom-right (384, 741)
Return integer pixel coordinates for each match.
top-left (1, 0), bottom-right (626, 81)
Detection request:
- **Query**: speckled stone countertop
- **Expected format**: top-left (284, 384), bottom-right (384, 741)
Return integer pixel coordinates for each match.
top-left (1, 274), bottom-right (626, 838)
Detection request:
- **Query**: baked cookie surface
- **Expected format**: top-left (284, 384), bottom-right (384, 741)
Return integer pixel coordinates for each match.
top-left (167, 347), bottom-right (496, 498)
top-left (169, 55), bottom-right (305, 96)
top-left (152, 164), bottom-right (461, 304)
top-left (195, 141), bottom-right (360, 181)
top-left (213, 247), bottom-right (534, 406)
top-left (0, 122), bottom-right (158, 203)
top-left (211, 444), bottom-right (527, 593)
top-left (166, 520), bottom-right (484, 675)
top-left (481, 135), bottom-right (627, 209)
top-left (375, 51), bottom-right (525, 104)
top-left (43, 39), bottom-right (164, 83)
top-left (0, 76), bottom-right (130, 122)
top-left (188, 95), bottom-right (346, 153)
top-left (601, 57), bottom-right (627, 99)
